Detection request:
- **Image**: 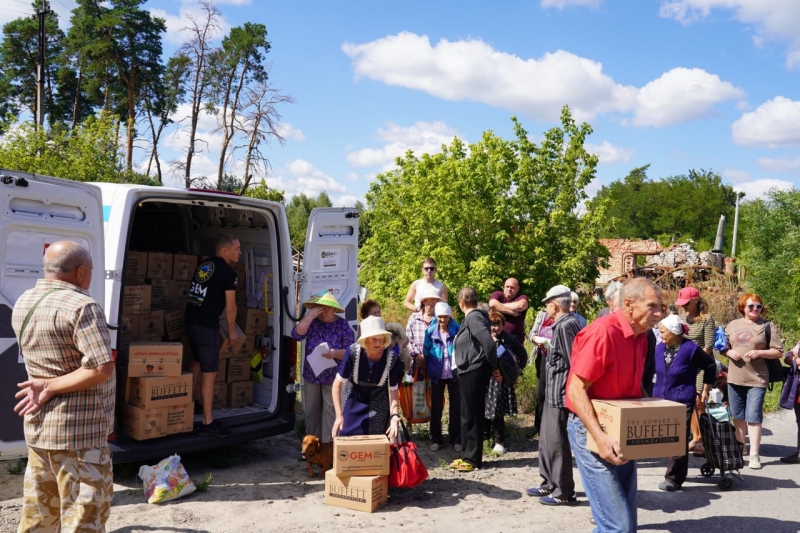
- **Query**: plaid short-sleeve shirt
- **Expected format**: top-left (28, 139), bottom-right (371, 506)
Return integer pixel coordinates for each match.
top-left (11, 279), bottom-right (115, 450)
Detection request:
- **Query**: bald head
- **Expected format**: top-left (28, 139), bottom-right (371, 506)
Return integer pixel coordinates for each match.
top-left (503, 278), bottom-right (520, 299)
top-left (43, 241), bottom-right (93, 289)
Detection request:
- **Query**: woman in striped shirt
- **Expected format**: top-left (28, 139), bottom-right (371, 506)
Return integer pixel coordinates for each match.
top-left (675, 286), bottom-right (716, 457)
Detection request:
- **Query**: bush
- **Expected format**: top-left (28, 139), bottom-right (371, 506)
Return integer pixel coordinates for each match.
top-left (516, 353), bottom-right (539, 414)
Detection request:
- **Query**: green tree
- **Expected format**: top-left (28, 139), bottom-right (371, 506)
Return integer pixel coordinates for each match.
top-left (243, 180), bottom-right (285, 204)
top-left (738, 188), bottom-right (800, 340)
top-left (359, 107), bottom-right (609, 306)
top-left (286, 192), bottom-right (333, 252)
top-left (592, 167), bottom-right (737, 250)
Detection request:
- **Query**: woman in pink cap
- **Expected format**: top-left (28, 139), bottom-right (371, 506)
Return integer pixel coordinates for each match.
top-left (675, 286), bottom-right (716, 456)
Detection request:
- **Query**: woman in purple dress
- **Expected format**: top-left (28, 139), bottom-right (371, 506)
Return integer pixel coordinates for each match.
top-left (331, 316), bottom-right (403, 442)
top-left (291, 290), bottom-right (354, 444)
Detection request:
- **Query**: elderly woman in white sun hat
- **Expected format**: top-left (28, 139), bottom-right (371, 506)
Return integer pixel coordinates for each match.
top-left (332, 316), bottom-right (404, 442)
top-left (423, 301), bottom-right (461, 451)
top-left (406, 286), bottom-right (443, 380)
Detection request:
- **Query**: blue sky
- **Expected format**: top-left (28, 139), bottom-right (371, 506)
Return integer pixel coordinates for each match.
top-left (3, 0), bottom-right (800, 205)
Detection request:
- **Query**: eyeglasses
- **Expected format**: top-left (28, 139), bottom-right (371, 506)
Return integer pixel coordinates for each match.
top-left (423, 266), bottom-right (436, 272)
top-left (747, 304), bottom-right (764, 311)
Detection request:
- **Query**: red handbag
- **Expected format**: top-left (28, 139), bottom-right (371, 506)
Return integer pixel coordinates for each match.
top-left (388, 420), bottom-right (428, 488)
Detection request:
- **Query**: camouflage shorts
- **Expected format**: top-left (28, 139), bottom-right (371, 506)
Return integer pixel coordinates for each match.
top-left (18, 445), bottom-right (113, 533)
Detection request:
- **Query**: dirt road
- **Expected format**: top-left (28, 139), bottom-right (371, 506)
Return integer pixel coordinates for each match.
top-left (1, 410), bottom-right (799, 533)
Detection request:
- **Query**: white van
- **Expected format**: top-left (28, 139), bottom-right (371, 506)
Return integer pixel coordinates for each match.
top-left (0, 169), bottom-right (359, 462)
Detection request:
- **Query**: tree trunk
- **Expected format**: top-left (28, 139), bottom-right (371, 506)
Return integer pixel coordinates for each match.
top-left (126, 63), bottom-right (136, 172)
top-left (71, 68), bottom-right (83, 130)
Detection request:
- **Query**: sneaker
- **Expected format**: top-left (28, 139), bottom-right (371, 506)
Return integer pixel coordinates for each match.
top-left (539, 495), bottom-right (577, 506)
top-left (453, 443), bottom-right (462, 452)
top-left (198, 420), bottom-right (231, 436)
top-left (658, 480), bottom-right (679, 492)
top-left (749, 454), bottom-right (762, 469)
top-left (526, 486), bottom-right (552, 497)
top-left (780, 452), bottom-right (800, 464)
top-left (429, 443), bottom-right (440, 452)
top-left (492, 443), bottom-right (507, 455)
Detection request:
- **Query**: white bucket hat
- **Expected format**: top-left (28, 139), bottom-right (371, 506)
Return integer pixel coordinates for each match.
top-left (357, 316), bottom-right (392, 348)
top-left (434, 302), bottom-right (452, 317)
top-left (417, 286), bottom-right (443, 303)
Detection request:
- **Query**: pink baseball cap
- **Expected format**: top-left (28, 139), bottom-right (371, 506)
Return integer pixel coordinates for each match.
top-left (675, 287), bottom-right (700, 306)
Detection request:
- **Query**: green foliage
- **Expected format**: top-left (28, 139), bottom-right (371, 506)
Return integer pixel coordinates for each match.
top-left (5, 458), bottom-right (27, 475)
top-left (286, 192), bottom-right (333, 252)
top-left (194, 472), bottom-right (214, 492)
top-left (738, 188), bottom-right (800, 341)
top-left (592, 166), bottom-right (737, 250)
top-left (359, 107), bottom-right (608, 307)
top-left (243, 180), bottom-right (286, 203)
top-left (516, 356), bottom-right (538, 415)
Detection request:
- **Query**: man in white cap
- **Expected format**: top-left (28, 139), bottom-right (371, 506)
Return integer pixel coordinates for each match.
top-left (528, 285), bottom-right (582, 505)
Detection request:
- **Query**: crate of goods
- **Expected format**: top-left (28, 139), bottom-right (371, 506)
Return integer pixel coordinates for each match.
top-left (587, 398), bottom-right (686, 460)
top-left (166, 403), bottom-right (194, 435)
top-left (149, 279), bottom-right (177, 307)
top-left (124, 251), bottom-right (148, 279)
top-left (226, 381), bottom-right (253, 408)
top-left (173, 254), bottom-right (198, 281)
top-left (121, 405), bottom-right (167, 441)
top-left (333, 435), bottom-right (391, 476)
top-left (161, 307), bottom-right (185, 341)
top-left (237, 308), bottom-right (268, 335)
top-left (147, 252), bottom-right (173, 280)
top-left (219, 320), bottom-right (247, 359)
top-left (127, 342), bottom-right (182, 378)
top-left (119, 314), bottom-right (139, 341)
top-left (213, 382), bottom-right (224, 409)
top-left (324, 471), bottom-right (389, 513)
top-left (123, 284), bottom-right (151, 314)
top-left (232, 262), bottom-right (246, 284)
top-left (174, 281), bottom-right (192, 304)
top-left (128, 373), bottom-right (193, 409)
top-left (138, 310), bottom-right (165, 339)
top-left (226, 357), bottom-right (250, 383)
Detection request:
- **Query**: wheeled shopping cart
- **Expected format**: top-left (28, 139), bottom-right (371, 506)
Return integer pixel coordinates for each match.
top-left (697, 402), bottom-right (744, 490)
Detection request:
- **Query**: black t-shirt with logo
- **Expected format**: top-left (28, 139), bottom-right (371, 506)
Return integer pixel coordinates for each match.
top-left (184, 255), bottom-right (238, 328)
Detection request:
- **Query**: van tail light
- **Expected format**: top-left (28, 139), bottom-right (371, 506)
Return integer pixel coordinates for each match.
top-left (112, 349), bottom-right (118, 365)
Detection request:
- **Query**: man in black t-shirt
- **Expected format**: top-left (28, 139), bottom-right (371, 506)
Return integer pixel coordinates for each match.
top-left (185, 233), bottom-right (241, 435)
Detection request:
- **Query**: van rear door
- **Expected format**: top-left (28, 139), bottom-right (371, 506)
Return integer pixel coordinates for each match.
top-left (0, 169), bottom-right (105, 460)
top-left (299, 208), bottom-right (360, 332)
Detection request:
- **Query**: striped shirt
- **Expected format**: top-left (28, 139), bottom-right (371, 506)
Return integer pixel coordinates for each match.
top-left (12, 279), bottom-right (115, 450)
top-left (683, 313), bottom-right (716, 351)
top-left (545, 313), bottom-right (583, 408)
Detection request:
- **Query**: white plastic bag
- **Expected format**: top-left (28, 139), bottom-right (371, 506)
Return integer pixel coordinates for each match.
top-left (138, 454), bottom-right (196, 504)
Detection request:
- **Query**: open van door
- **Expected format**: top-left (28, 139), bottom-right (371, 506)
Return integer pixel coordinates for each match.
top-left (0, 170), bottom-right (105, 460)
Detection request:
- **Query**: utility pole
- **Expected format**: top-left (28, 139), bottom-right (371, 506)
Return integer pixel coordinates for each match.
top-left (35, 0), bottom-right (52, 129)
top-left (731, 192), bottom-right (745, 258)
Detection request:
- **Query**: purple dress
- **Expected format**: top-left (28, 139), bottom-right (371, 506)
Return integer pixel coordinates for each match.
top-left (292, 317), bottom-right (355, 385)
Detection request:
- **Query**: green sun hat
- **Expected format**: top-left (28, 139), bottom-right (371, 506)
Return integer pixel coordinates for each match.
top-left (302, 290), bottom-right (344, 312)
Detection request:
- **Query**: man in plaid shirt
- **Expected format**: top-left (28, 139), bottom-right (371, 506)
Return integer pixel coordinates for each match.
top-left (12, 241), bottom-right (115, 533)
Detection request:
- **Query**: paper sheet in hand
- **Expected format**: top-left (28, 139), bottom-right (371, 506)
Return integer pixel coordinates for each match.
top-left (307, 342), bottom-right (336, 376)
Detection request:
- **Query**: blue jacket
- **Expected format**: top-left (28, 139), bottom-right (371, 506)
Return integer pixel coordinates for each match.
top-left (422, 319), bottom-right (460, 384)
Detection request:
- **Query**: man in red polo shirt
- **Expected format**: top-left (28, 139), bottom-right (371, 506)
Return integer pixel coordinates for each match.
top-left (566, 278), bottom-right (663, 533)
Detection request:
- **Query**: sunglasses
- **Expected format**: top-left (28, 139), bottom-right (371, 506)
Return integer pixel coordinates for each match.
top-left (423, 266), bottom-right (436, 272)
top-left (747, 304), bottom-right (764, 311)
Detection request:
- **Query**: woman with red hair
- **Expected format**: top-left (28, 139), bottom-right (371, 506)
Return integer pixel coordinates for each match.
top-left (721, 293), bottom-right (783, 469)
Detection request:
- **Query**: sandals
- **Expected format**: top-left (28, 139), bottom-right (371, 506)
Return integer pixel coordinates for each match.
top-left (692, 442), bottom-right (705, 457)
top-left (448, 459), bottom-right (476, 472)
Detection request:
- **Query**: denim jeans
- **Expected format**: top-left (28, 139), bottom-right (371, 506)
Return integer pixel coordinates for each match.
top-left (568, 414), bottom-right (637, 533)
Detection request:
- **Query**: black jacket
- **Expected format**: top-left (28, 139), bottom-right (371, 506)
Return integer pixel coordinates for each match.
top-left (453, 308), bottom-right (498, 374)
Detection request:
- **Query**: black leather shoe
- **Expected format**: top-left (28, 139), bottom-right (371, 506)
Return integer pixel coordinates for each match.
top-left (780, 452), bottom-right (800, 464)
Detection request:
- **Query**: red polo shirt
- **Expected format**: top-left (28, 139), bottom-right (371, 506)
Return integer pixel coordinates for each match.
top-left (565, 310), bottom-right (647, 413)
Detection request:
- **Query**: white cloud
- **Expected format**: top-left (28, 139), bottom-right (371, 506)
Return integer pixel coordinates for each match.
top-left (275, 123), bottom-right (306, 141)
top-left (757, 156), bottom-right (800, 172)
top-left (334, 194), bottom-right (365, 207)
top-left (342, 32), bottom-right (742, 127)
top-left (733, 178), bottom-right (794, 199)
top-left (659, 1), bottom-right (800, 69)
top-left (629, 68), bottom-right (744, 127)
top-left (284, 159), bottom-right (346, 194)
top-left (721, 167), bottom-right (751, 183)
top-left (731, 96), bottom-right (800, 148)
top-left (541, 0), bottom-right (603, 8)
top-left (346, 121), bottom-right (460, 171)
top-left (150, 1), bottom-right (232, 46)
top-left (585, 141), bottom-right (635, 163)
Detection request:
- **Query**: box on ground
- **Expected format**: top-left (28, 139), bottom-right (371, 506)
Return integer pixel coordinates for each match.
top-left (173, 254), bottom-right (198, 281)
top-left (127, 342), bottom-right (182, 377)
top-left (226, 357), bottom-right (250, 383)
top-left (227, 381), bottom-right (253, 408)
top-left (166, 403), bottom-right (194, 435)
top-left (124, 251), bottom-right (148, 279)
top-left (138, 310), bottom-right (165, 339)
top-left (129, 373), bottom-right (193, 409)
top-left (324, 470), bottom-right (388, 513)
top-left (587, 398), bottom-right (686, 460)
top-left (333, 435), bottom-right (391, 476)
top-left (121, 405), bottom-right (167, 440)
top-left (237, 308), bottom-right (268, 335)
top-left (123, 284), bottom-right (151, 314)
top-left (147, 252), bottom-right (173, 279)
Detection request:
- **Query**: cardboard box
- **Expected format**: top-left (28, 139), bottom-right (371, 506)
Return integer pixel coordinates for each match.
top-left (235, 288), bottom-right (247, 307)
top-left (121, 405), bottom-right (168, 441)
top-left (226, 357), bottom-right (250, 383)
top-left (166, 403), bottom-right (194, 435)
top-left (149, 279), bottom-right (174, 307)
top-left (237, 308), bottom-right (268, 335)
top-left (213, 382), bottom-right (224, 408)
top-left (173, 254), bottom-right (198, 281)
top-left (324, 471), bottom-right (388, 513)
top-left (147, 252), bottom-right (173, 280)
top-left (226, 381), bottom-right (253, 408)
top-left (127, 342), bottom-right (182, 377)
top-left (129, 373), bottom-right (193, 409)
top-left (232, 262), bottom-right (246, 284)
top-left (221, 333), bottom-right (254, 359)
top-left (138, 310), bottom-right (165, 339)
top-left (587, 398), bottom-right (686, 460)
top-left (124, 251), bottom-right (149, 279)
top-left (119, 314), bottom-right (139, 342)
top-left (174, 281), bottom-right (192, 304)
top-left (123, 284), bottom-right (151, 314)
top-left (162, 308), bottom-right (185, 341)
top-left (219, 321), bottom-right (247, 359)
top-left (215, 359), bottom-right (228, 384)
top-left (333, 435), bottom-right (391, 476)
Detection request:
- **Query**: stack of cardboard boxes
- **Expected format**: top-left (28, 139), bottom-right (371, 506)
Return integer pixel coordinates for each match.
top-left (325, 436), bottom-right (391, 513)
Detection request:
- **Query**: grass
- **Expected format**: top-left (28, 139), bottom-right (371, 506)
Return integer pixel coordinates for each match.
top-left (194, 472), bottom-right (214, 492)
top-left (6, 458), bottom-right (27, 475)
